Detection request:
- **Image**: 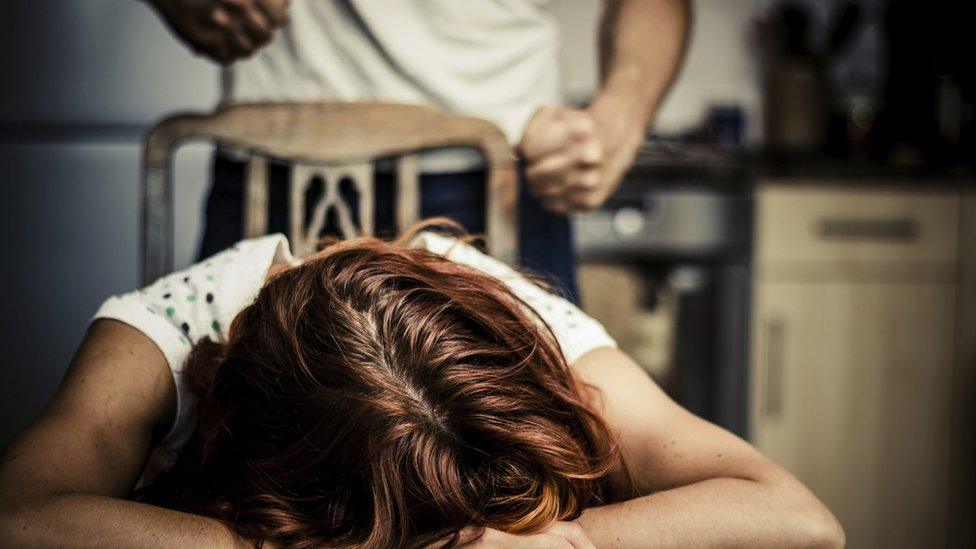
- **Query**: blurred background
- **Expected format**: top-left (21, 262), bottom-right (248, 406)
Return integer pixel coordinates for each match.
top-left (1, 1), bottom-right (973, 547)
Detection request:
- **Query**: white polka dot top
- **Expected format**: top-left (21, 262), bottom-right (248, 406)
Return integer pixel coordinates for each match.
top-left (92, 232), bottom-right (616, 483)
top-left (409, 231), bottom-right (617, 364)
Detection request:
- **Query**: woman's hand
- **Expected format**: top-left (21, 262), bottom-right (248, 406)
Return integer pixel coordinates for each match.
top-left (456, 521), bottom-right (596, 549)
top-left (146, 0), bottom-right (290, 64)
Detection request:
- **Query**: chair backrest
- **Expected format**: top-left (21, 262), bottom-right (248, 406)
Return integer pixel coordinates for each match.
top-left (142, 102), bottom-right (518, 284)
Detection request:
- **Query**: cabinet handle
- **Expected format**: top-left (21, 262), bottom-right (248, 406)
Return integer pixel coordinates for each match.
top-left (814, 217), bottom-right (918, 241)
top-left (762, 318), bottom-right (786, 417)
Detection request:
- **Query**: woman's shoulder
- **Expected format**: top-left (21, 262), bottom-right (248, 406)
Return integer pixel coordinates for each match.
top-left (409, 231), bottom-right (515, 279)
top-left (409, 230), bottom-right (617, 364)
top-left (89, 233), bottom-right (295, 398)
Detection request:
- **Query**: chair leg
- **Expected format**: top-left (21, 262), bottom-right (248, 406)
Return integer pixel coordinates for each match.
top-left (142, 165), bottom-right (173, 285)
top-left (290, 164), bottom-right (314, 257)
top-left (243, 155), bottom-right (269, 239)
top-left (396, 154), bottom-right (421, 234)
top-left (349, 163), bottom-right (375, 238)
top-left (485, 166), bottom-right (519, 266)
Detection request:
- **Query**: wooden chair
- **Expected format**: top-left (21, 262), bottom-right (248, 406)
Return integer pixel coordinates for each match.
top-left (141, 102), bottom-right (519, 285)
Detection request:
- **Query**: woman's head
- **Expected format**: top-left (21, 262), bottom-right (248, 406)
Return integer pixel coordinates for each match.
top-left (146, 224), bottom-right (622, 548)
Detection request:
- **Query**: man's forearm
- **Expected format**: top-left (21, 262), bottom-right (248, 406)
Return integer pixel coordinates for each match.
top-left (0, 492), bottom-right (248, 548)
top-left (595, 0), bottom-right (690, 129)
top-left (577, 477), bottom-right (843, 548)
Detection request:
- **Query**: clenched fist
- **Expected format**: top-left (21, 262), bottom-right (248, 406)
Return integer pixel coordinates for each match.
top-left (147, 0), bottom-right (290, 64)
top-left (518, 98), bottom-right (644, 215)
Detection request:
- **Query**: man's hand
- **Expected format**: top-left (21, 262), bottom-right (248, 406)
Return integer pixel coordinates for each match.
top-left (147, 0), bottom-right (290, 64)
top-left (519, 0), bottom-right (690, 215)
top-left (518, 96), bottom-right (644, 215)
top-left (455, 522), bottom-right (596, 548)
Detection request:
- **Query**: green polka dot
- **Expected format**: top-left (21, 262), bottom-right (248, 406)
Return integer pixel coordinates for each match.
top-left (212, 320), bottom-right (220, 332)
top-left (163, 282), bottom-right (171, 289)
top-left (187, 294), bottom-right (196, 302)
top-left (206, 274), bottom-right (214, 282)
top-left (166, 306), bottom-right (175, 317)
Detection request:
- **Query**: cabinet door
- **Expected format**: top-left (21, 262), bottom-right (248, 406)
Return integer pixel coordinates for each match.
top-left (750, 281), bottom-right (956, 549)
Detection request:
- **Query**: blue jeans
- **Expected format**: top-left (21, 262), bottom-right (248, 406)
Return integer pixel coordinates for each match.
top-left (198, 154), bottom-right (580, 303)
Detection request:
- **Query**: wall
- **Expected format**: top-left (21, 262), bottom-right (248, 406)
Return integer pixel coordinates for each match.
top-left (551, 0), bottom-right (769, 143)
top-left (0, 0), bottom-right (218, 444)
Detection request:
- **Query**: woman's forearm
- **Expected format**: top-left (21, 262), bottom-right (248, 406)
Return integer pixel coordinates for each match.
top-left (577, 477), bottom-right (845, 548)
top-left (0, 492), bottom-right (248, 548)
top-left (0, 322), bottom-right (235, 547)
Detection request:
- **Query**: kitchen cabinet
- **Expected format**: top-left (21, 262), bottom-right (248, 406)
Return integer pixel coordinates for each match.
top-left (749, 182), bottom-right (970, 548)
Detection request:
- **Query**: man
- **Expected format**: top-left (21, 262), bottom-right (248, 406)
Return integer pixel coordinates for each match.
top-left (146, 0), bottom-right (688, 300)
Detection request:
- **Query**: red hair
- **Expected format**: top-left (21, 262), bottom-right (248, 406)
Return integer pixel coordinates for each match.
top-left (142, 222), bottom-right (624, 548)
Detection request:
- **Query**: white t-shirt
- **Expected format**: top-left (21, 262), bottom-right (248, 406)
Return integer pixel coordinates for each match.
top-left (93, 233), bottom-right (614, 482)
top-left (222, 0), bottom-right (561, 146)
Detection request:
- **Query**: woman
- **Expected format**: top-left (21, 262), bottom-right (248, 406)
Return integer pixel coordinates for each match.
top-left (0, 221), bottom-right (843, 548)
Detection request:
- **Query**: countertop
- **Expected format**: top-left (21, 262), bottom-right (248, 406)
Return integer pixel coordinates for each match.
top-left (625, 141), bottom-right (976, 188)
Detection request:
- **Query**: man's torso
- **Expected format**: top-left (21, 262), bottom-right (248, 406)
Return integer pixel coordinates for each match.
top-left (222, 0), bottom-right (562, 145)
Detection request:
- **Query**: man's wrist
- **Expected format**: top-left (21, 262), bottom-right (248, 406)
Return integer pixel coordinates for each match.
top-left (588, 87), bottom-right (646, 155)
top-left (600, 62), bottom-right (655, 112)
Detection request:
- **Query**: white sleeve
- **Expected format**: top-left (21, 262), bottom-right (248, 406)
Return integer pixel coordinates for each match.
top-left (91, 234), bottom-right (295, 469)
top-left (410, 232), bottom-right (617, 364)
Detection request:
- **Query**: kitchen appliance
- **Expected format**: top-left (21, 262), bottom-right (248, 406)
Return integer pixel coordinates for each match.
top-left (573, 141), bottom-right (753, 436)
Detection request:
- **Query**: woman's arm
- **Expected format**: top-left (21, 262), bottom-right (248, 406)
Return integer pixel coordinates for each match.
top-left (571, 347), bottom-right (845, 548)
top-left (0, 320), bottom-right (247, 548)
